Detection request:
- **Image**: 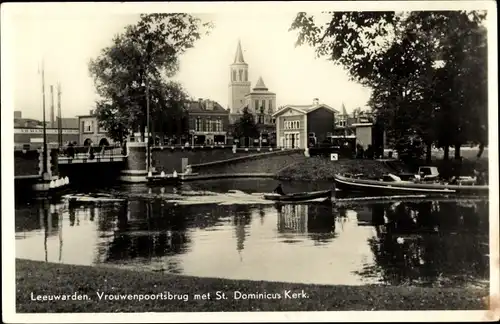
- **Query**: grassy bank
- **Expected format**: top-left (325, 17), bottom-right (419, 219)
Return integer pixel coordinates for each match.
top-left (277, 157), bottom-right (393, 181)
top-left (16, 259), bottom-right (487, 312)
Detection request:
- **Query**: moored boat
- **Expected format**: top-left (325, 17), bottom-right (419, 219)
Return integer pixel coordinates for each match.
top-left (333, 174), bottom-right (488, 196)
top-left (146, 172), bottom-right (181, 185)
top-left (263, 190), bottom-right (332, 202)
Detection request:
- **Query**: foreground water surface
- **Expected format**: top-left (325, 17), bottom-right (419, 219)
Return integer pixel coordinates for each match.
top-left (15, 179), bottom-right (489, 288)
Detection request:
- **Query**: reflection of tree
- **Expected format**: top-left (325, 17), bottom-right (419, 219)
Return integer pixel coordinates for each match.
top-left (258, 206), bottom-right (265, 225)
top-left (357, 200), bottom-right (489, 287)
top-left (232, 205), bottom-right (252, 255)
top-left (104, 201), bottom-right (191, 265)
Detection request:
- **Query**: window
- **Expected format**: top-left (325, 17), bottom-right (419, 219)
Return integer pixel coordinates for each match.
top-left (269, 100), bottom-right (273, 112)
top-left (207, 119), bottom-right (212, 132)
top-left (254, 100), bottom-right (259, 111)
top-left (83, 120), bottom-right (93, 133)
top-left (284, 120), bottom-right (300, 130)
top-left (232, 70), bottom-right (236, 81)
top-left (239, 70), bottom-right (243, 81)
top-left (216, 118), bottom-right (222, 132)
top-left (261, 100), bottom-right (266, 111)
top-left (195, 117), bottom-right (202, 131)
top-left (244, 70), bottom-right (248, 81)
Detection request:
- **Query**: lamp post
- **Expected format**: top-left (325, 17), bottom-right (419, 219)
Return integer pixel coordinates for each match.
top-left (142, 80), bottom-right (151, 173)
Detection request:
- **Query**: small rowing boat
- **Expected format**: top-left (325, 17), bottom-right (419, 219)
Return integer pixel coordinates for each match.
top-left (263, 190), bottom-right (332, 202)
top-left (333, 174), bottom-right (488, 196)
top-left (63, 193), bottom-right (126, 203)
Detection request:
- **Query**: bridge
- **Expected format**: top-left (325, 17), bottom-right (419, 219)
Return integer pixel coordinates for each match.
top-left (58, 146), bottom-right (126, 164)
top-left (15, 142), bottom-right (307, 191)
top-left (14, 145), bottom-right (127, 182)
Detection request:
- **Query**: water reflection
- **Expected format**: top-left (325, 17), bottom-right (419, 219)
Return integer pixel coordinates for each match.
top-left (355, 200), bottom-right (489, 287)
top-left (275, 204), bottom-right (337, 245)
top-left (15, 197), bottom-right (489, 287)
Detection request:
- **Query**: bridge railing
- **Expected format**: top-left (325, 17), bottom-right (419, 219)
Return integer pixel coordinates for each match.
top-left (59, 145), bottom-right (125, 159)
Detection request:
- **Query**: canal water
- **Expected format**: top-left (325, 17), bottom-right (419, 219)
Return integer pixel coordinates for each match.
top-left (15, 179), bottom-right (489, 288)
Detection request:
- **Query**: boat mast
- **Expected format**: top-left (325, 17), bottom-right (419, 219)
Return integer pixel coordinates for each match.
top-left (41, 60), bottom-right (48, 176)
top-left (57, 83), bottom-right (62, 147)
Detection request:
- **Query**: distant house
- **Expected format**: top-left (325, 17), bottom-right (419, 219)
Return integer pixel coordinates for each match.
top-left (14, 111), bottom-right (79, 149)
top-left (78, 111), bottom-right (114, 146)
top-left (187, 98), bottom-right (230, 146)
top-left (273, 99), bottom-right (339, 149)
top-left (333, 105), bottom-right (374, 137)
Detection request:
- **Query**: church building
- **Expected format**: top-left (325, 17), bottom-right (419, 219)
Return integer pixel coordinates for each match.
top-left (228, 40), bottom-right (276, 146)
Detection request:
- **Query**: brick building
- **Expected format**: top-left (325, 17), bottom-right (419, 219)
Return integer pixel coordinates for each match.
top-left (78, 112), bottom-right (115, 146)
top-left (14, 111), bottom-right (79, 149)
top-left (187, 99), bottom-right (230, 146)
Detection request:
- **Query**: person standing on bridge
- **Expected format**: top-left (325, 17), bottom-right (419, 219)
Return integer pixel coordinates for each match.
top-left (67, 142), bottom-right (75, 159)
top-left (87, 141), bottom-right (95, 160)
top-left (121, 140), bottom-right (128, 156)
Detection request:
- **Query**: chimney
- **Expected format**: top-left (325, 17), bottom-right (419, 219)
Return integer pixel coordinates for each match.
top-left (313, 98), bottom-right (319, 106)
top-left (205, 99), bottom-right (214, 110)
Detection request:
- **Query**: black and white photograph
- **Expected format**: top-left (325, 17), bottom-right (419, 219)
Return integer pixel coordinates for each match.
top-left (2, 1), bottom-right (498, 322)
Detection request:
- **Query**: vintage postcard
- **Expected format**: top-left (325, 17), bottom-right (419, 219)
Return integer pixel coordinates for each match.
top-left (1, 1), bottom-right (498, 322)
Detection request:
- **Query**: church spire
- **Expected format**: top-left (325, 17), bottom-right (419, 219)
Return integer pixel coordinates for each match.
top-left (341, 102), bottom-right (348, 116)
top-left (234, 39), bottom-right (245, 64)
top-left (254, 76), bottom-right (268, 90)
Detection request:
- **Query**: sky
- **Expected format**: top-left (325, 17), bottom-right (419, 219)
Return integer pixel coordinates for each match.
top-left (7, 5), bottom-right (374, 121)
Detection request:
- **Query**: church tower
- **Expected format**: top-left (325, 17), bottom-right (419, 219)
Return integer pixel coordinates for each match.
top-left (228, 40), bottom-right (251, 114)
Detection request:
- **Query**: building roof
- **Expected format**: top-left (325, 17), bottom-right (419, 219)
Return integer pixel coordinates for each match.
top-left (273, 103), bottom-right (339, 117)
top-left (254, 76), bottom-right (268, 90)
top-left (233, 40), bottom-right (246, 64)
top-left (186, 100), bottom-right (229, 114)
top-left (49, 117), bottom-right (79, 129)
top-left (14, 118), bottom-right (43, 128)
top-left (245, 90), bottom-right (276, 96)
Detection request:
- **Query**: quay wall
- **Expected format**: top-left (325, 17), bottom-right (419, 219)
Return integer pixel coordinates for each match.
top-left (151, 146), bottom-right (285, 173)
top-left (191, 150), bottom-right (307, 175)
top-left (14, 149), bottom-right (60, 178)
top-left (14, 150), bottom-right (40, 177)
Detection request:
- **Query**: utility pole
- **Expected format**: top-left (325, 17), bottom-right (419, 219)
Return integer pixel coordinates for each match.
top-left (57, 83), bottom-right (62, 147)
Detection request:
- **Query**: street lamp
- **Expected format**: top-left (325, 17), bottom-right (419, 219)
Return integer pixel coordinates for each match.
top-left (142, 80), bottom-right (151, 173)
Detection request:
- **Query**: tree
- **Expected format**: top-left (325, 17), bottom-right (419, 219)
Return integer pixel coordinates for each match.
top-left (290, 11), bottom-right (488, 161)
top-left (89, 14), bottom-right (213, 143)
top-left (233, 107), bottom-right (259, 143)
